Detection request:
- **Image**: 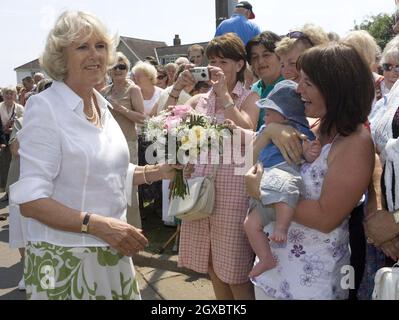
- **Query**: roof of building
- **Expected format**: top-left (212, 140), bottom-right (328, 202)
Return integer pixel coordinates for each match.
top-left (14, 58), bottom-right (41, 71)
top-left (156, 41), bottom-right (209, 57)
top-left (14, 37), bottom-right (209, 70)
top-left (120, 36), bottom-right (167, 60)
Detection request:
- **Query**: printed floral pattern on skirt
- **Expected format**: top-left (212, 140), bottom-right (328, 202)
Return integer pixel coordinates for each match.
top-left (24, 242), bottom-right (141, 300)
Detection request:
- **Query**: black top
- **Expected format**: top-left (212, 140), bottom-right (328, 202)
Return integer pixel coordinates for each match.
top-left (0, 124), bottom-right (6, 145)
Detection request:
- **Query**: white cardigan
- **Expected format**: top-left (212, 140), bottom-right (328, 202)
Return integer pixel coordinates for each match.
top-left (373, 80), bottom-right (399, 212)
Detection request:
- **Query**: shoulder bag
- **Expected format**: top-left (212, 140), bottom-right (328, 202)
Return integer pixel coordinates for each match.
top-left (168, 165), bottom-right (217, 221)
top-left (372, 262), bottom-right (399, 300)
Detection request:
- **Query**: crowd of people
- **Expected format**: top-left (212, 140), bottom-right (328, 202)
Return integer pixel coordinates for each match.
top-left (1, 1), bottom-right (399, 300)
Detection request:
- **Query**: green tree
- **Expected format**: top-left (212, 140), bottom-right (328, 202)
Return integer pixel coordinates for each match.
top-left (354, 13), bottom-right (396, 49)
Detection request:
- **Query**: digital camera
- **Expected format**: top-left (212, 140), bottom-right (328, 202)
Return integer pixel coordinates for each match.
top-left (190, 67), bottom-right (210, 82)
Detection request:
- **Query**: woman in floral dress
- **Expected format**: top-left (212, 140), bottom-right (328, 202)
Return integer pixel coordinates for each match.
top-left (245, 43), bottom-right (375, 299)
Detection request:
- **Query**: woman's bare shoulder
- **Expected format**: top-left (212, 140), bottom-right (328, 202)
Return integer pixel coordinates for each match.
top-left (127, 82), bottom-right (141, 93)
top-left (331, 126), bottom-right (374, 160)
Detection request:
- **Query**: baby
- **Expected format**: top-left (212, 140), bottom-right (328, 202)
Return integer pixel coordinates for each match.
top-left (244, 80), bottom-right (321, 278)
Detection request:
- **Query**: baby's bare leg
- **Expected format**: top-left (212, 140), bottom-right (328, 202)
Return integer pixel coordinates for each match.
top-left (244, 207), bottom-right (276, 278)
top-left (270, 202), bottom-right (294, 243)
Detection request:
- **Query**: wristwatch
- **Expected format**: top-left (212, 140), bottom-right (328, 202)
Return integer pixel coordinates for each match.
top-left (394, 211), bottom-right (399, 224)
top-left (81, 212), bottom-right (92, 234)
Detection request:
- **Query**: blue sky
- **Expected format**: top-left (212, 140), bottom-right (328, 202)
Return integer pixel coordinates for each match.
top-left (0, 0), bottom-right (396, 85)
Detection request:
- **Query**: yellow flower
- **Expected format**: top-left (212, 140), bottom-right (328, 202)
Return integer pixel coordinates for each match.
top-left (180, 134), bottom-right (191, 150)
top-left (190, 126), bottom-right (207, 146)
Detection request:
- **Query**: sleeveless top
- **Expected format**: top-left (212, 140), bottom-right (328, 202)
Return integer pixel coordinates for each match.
top-left (102, 83), bottom-right (138, 141)
top-left (251, 141), bottom-right (350, 300)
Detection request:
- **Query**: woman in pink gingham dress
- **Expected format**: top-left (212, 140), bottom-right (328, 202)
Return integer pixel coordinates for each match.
top-left (175, 33), bottom-right (260, 300)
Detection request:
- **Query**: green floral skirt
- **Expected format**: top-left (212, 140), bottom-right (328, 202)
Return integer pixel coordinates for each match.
top-left (24, 242), bottom-right (141, 300)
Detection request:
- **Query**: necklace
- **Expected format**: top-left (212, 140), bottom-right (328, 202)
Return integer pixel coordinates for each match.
top-left (85, 97), bottom-right (102, 128)
top-left (85, 98), bottom-right (96, 121)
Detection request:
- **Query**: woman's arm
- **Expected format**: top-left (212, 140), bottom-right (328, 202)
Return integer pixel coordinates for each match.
top-left (209, 65), bottom-right (258, 130)
top-left (366, 154), bottom-right (383, 217)
top-left (165, 67), bottom-right (197, 109)
top-left (110, 101), bottom-right (146, 124)
top-left (365, 209), bottom-right (399, 247)
top-left (20, 198), bottom-right (148, 256)
top-left (185, 94), bottom-right (204, 110)
top-left (219, 91), bottom-right (259, 130)
top-left (12, 95), bottom-right (148, 256)
top-left (19, 163), bottom-right (180, 257)
top-left (294, 129), bottom-right (375, 233)
top-left (129, 84), bottom-right (145, 114)
top-left (133, 163), bottom-right (179, 185)
top-left (255, 123), bottom-right (307, 164)
top-left (110, 86), bottom-right (146, 125)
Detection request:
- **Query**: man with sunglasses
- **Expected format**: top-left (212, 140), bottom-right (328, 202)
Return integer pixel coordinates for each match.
top-left (215, 1), bottom-right (261, 46)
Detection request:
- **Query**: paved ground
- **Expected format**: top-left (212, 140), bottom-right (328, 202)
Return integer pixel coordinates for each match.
top-left (0, 194), bottom-right (215, 300)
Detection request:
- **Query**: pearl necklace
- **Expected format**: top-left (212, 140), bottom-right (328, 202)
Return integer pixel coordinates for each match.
top-left (85, 97), bottom-right (101, 127)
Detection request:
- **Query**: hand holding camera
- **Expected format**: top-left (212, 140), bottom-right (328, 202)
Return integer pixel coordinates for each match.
top-left (208, 66), bottom-right (229, 98)
top-left (189, 67), bottom-right (210, 82)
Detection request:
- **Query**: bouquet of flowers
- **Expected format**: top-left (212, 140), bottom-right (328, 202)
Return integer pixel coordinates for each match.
top-left (143, 105), bottom-right (230, 199)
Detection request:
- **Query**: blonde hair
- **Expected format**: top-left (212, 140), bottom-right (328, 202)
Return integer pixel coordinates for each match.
top-left (40, 10), bottom-right (118, 81)
top-left (37, 79), bottom-right (53, 93)
top-left (132, 61), bottom-right (158, 85)
top-left (2, 85), bottom-right (17, 96)
top-left (175, 57), bottom-right (190, 66)
top-left (275, 23), bottom-right (329, 57)
top-left (114, 51), bottom-right (131, 70)
top-left (381, 35), bottom-right (399, 65)
top-left (341, 30), bottom-right (378, 69)
top-left (300, 24), bottom-right (329, 46)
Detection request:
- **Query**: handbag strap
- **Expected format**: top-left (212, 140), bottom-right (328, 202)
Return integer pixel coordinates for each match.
top-left (208, 164), bottom-right (218, 180)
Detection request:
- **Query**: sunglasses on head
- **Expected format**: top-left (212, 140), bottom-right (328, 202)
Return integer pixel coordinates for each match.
top-left (382, 63), bottom-right (399, 72)
top-left (157, 74), bottom-right (167, 80)
top-left (286, 31), bottom-right (314, 46)
top-left (113, 64), bottom-right (127, 71)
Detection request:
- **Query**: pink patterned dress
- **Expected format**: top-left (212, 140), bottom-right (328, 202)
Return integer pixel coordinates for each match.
top-left (178, 82), bottom-right (254, 284)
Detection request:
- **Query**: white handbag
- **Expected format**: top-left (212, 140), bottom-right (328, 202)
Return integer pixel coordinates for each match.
top-left (372, 262), bottom-right (399, 300)
top-left (168, 166), bottom-right (217, 222)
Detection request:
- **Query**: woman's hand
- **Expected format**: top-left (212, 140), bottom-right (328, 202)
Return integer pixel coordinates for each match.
top-left (245, 163), bottom-right (263, 199)
top-left (158, 163), bottom-right (194, 180)
top-left (173, 65), bottom-right (197, 93)
top-left (109, 98), bottom-right (147, 123)
top-left (263, 123), bottom-right (307, 165)
top-left (209, 66), bottom-right (229, 98)
top-left (108, 98), bottom-right (125, 113)
top-left (380, 236), bottom-right (399, 261)
top-left (364, 209), bottom-right (399, 246)
top-left (224, 119), bottom-right (238, 131)
top-left (90, 215), bottom-right (148, 257)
